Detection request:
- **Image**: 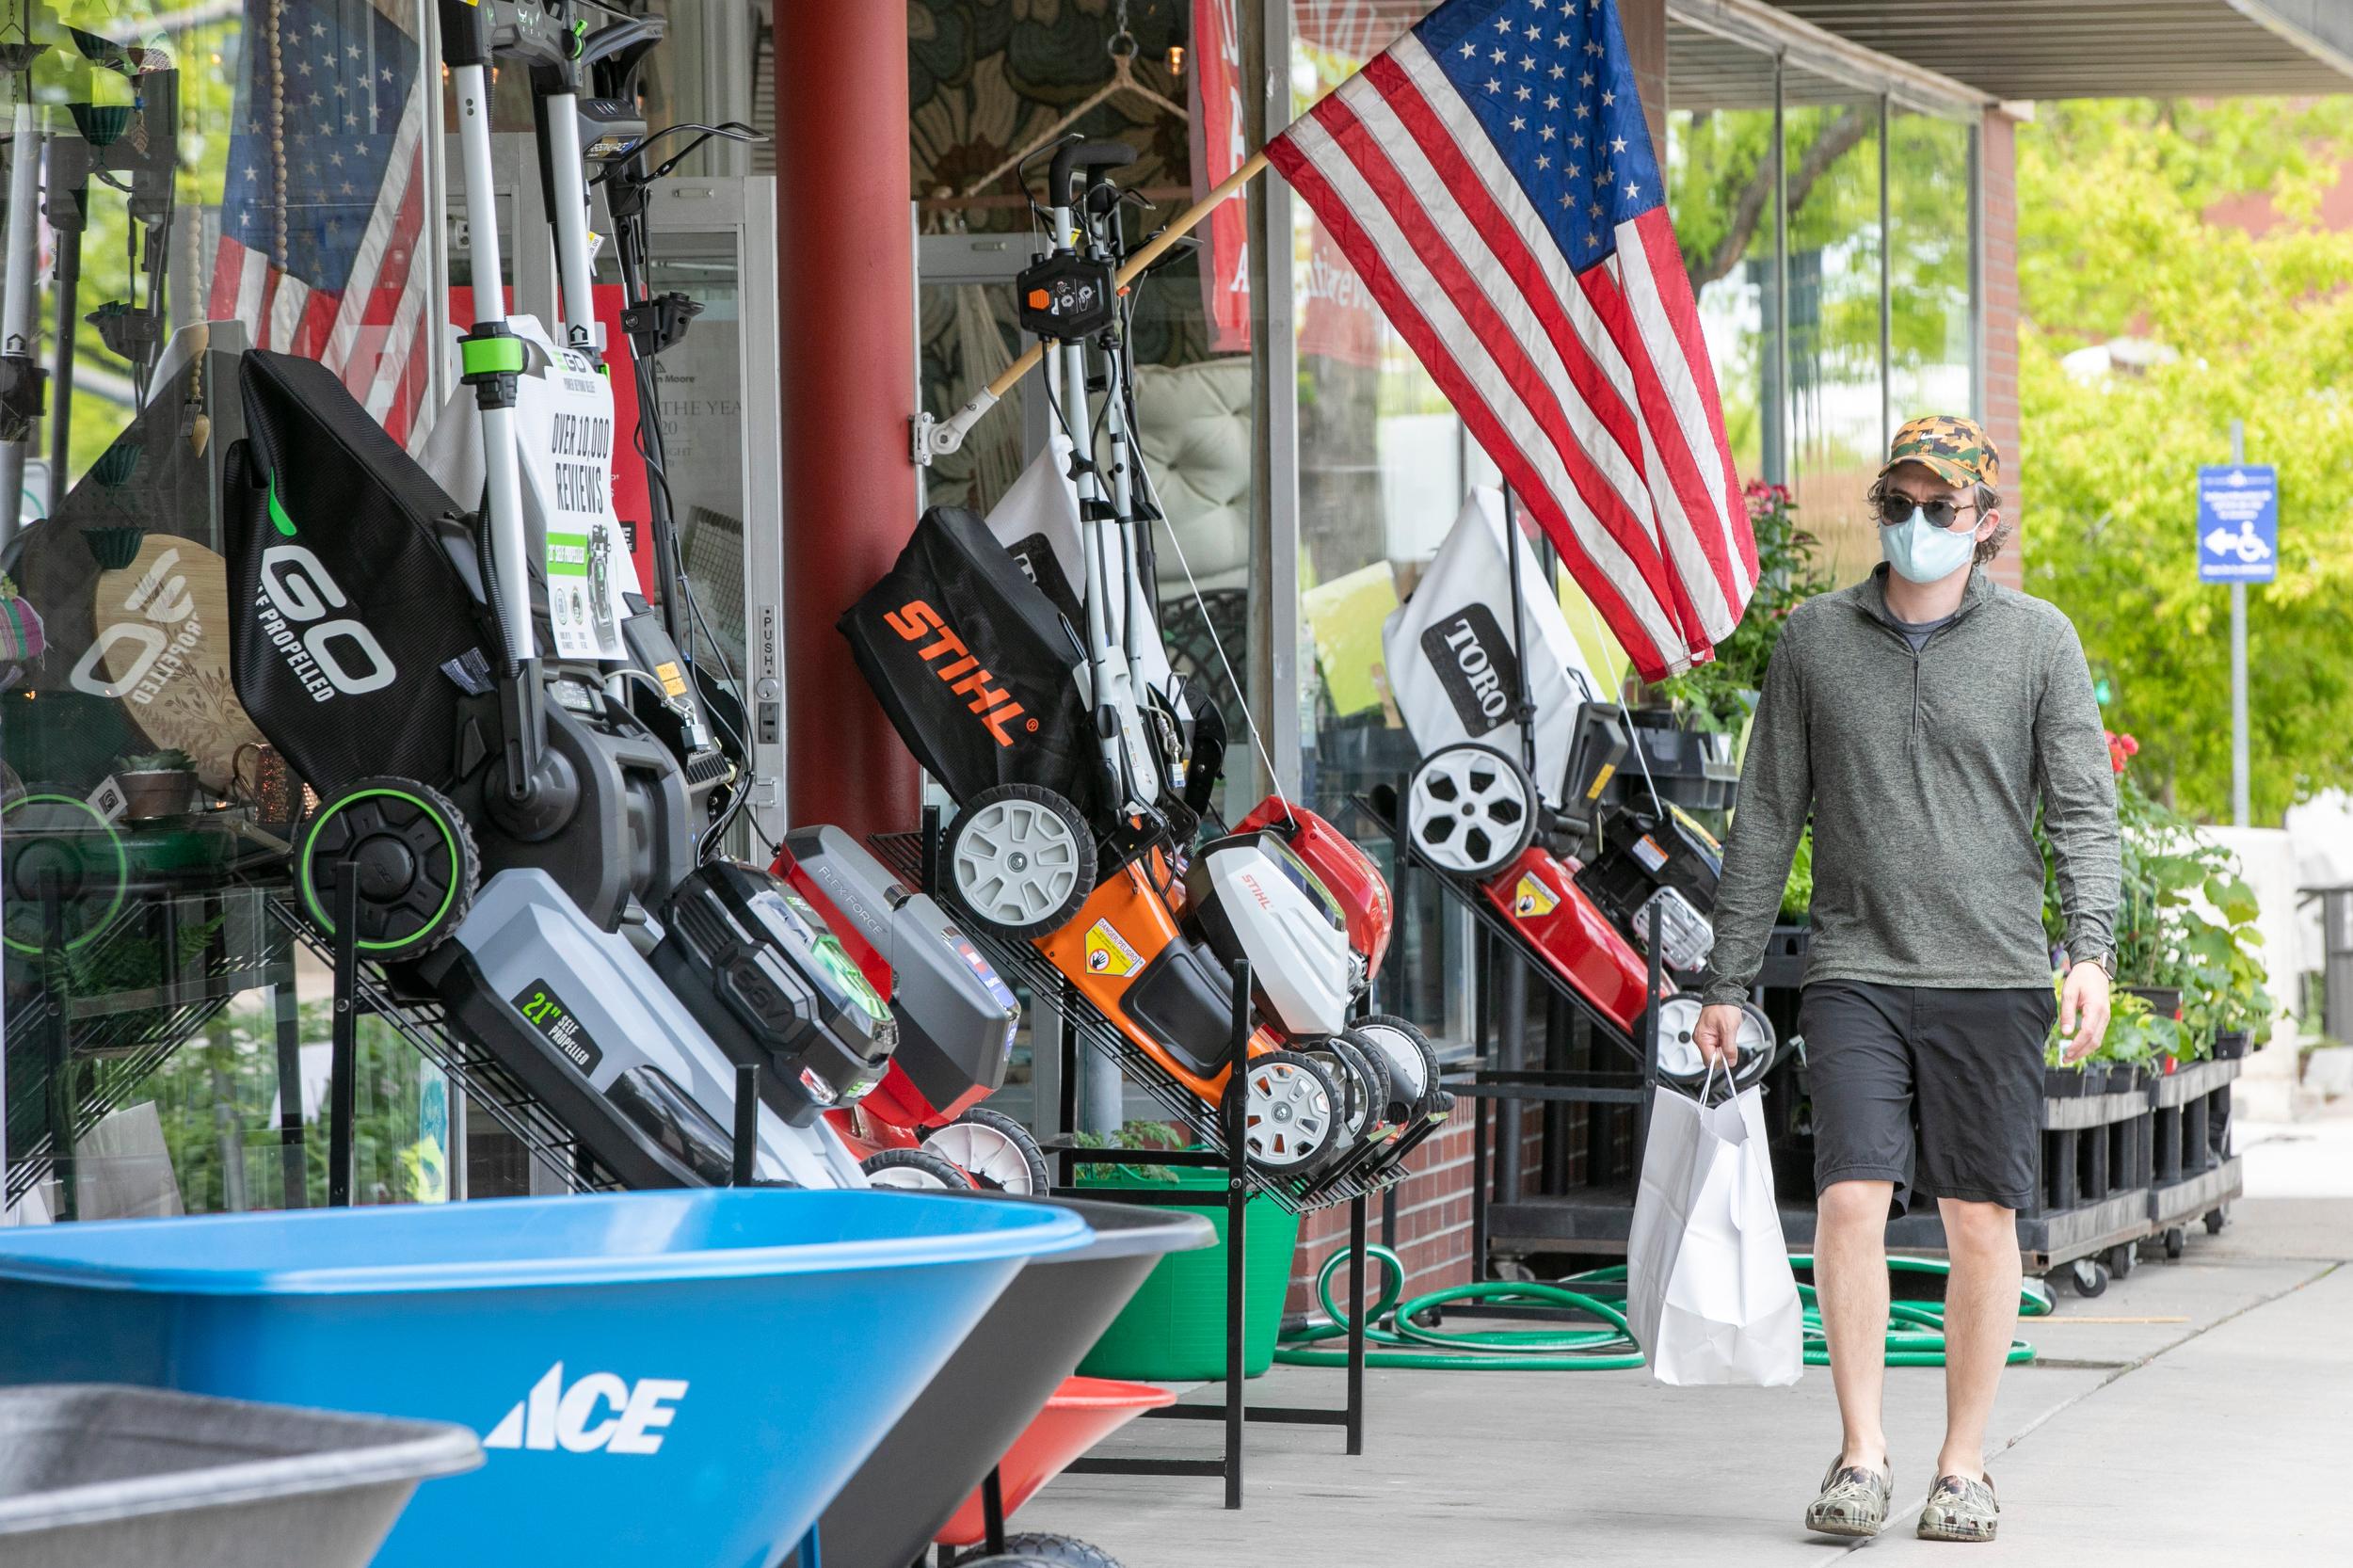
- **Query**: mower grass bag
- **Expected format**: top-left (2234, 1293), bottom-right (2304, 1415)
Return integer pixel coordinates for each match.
top-left (1384, 487), bottom-right (1604, 806)
top-left (224, 350), bottom-right (491, 798)
top-left (841, 505), bottom-right (1099, 822)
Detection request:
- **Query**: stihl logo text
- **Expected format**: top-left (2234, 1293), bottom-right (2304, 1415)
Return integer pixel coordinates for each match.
top-left (484, 1363), bottom-right (687, 1456)
top-left (886, 600), bottom-right (1026, 746)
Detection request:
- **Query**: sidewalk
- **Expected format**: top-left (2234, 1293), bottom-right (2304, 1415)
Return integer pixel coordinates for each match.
top-left (1026, 1192), bottom-right (2349, 1565)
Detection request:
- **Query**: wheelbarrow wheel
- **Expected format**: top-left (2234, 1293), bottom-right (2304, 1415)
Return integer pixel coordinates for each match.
top-left (859, 1146), bottom-right (973, 1191)
top-left (945, 784), bottom-right (1096, 941)
top-left (1241, 1049), bottom-right (1342, 1176)
top-left (1351, 1013), bottom-right (1439, 1122)
top-left (995, 1534), bottom-right (1126, 1568)
top-left (1404, 743), bottom-right (1535, 879)
top-left (922, 1106), bottom-right (1050, 1194)
top-left (298, 776), bottom-right (478, 961)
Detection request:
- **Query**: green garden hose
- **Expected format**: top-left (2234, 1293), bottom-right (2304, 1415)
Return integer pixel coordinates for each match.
top-left (1274, 1248), bottom-right (2041, 1370)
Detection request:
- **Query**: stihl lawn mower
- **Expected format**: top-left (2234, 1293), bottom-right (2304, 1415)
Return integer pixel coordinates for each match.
top-left (1381, 488), bottom-right (1775, 1090)
top-left (845, 140), bottom-right (1402, 1179)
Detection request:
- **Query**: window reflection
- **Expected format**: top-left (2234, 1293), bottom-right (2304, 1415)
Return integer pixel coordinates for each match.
top-left (1888, 110), bottom-right (1975, 442)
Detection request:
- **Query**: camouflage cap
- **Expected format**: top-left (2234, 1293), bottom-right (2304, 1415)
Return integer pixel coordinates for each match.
top-left (1880, 414), bottom-right (2000, 490)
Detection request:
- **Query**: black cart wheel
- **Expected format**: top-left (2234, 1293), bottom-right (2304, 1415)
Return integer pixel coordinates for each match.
top-left (994, 1534), bottom-right (1125, 1568)
top-left (1299, 1032), bottom-right (1391, 1144)
top-left (2068, 1257), bottom-right (2109, 1298)
top-left (944, 784), bottom-right (1096, 940)
top-left (298, 777), bottom-right (478, 960)
top-left (1404, 743), bottom-right (1536, 878)
top-left (2204, 1207), bottom-right (2229, 1235)
top-left (1352, 1013), bottom-right (1440, 1122)
top-left (1, 792), bottom-right (130, 956)
top-left (2163, 1225), bottom-right (2186, 1260)
top-left (858, 1146), bottom-right (973, 1191)
top-left (2105, 1241), bottom-right (2136, 1278)
top-left (1241, 1049), bottom-right (1343, 1176)
top-left (922, 1106), bottom-right (1050, 1194)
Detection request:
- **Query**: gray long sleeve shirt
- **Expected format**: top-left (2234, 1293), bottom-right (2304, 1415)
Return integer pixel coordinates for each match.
top-left (1699, 566), bottom-right (2121, 1005)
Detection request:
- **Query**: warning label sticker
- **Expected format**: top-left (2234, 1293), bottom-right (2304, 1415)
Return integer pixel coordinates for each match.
top-left (1513, 872), bottom-right (1559, 919)
top-left (1082, 920), bottom-right (1142, 977)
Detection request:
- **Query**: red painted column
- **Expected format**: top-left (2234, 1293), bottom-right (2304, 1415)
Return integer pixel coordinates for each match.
top-left (775, 2), bottom-right (920, 838)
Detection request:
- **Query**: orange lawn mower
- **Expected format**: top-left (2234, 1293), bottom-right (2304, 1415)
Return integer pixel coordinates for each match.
top-left (840, 143), bottom-right (1405, 1182)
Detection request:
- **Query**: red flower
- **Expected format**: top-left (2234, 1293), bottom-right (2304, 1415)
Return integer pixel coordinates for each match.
top-left (2104, 729), bottom-right (2139, 776)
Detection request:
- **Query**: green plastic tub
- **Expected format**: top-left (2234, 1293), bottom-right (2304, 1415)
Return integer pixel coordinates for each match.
top-left (1073, 1162), bottom-right (1302, 1382)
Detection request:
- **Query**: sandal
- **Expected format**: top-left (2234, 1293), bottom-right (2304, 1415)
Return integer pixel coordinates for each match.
top-left (1917, 1470), bottom-right (1999, 1542)
top-left (1804, 1455), bottom-right (1893, 1538)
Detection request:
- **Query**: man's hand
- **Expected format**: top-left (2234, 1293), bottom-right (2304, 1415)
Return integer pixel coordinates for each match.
top-left (2058, 962), bottom-right (2112, 1065)
top-left (1694, 1003), bottom-right (1748, 1070)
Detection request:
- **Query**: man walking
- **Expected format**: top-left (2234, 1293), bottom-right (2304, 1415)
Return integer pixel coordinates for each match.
top-left (1694, 417), bottom-right (2121, 1544)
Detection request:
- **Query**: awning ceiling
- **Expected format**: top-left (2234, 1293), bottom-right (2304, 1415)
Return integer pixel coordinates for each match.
top-left (1767, 1), bottom-right (2353, 101)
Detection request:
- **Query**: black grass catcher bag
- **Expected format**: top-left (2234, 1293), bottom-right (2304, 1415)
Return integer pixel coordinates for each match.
top-left (224, 350), bottom-right (492, 797)
top-left (840, 504), bottom-right (1099, 820)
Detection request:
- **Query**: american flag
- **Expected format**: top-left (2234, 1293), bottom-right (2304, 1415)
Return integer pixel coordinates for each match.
top-left (1267, 0), bottom-right (1755, 680)
top-left (207, 0), bottom-right (433, 449)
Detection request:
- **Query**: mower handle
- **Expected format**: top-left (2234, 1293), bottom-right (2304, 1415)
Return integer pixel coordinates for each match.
top-left (1047, 140), bottom-right (1138, 211)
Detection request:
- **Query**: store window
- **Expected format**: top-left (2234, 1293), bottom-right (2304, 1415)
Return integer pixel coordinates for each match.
top-left (3, 3), bottom-right (450, 1223)
top-left (1781, 67), bottom-right (1884, 579)
top-left (1665, 22), bottom-right (1780, 487)
top-left (1887, 109), bottom-right (1976, 440)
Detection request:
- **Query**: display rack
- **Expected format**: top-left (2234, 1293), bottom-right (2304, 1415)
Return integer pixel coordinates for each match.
top-left (874, 814), bottom-right (1374, 1510)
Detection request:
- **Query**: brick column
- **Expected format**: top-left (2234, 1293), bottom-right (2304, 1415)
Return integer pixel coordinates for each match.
top-left (1624, 0), bottom-right (1668, 156)
top-left (1981, 108), bottom-right (2024, 587)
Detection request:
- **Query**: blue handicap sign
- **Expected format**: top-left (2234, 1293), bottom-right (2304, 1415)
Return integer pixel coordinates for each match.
top-left (2198, 465), bottom-right (2278, 584)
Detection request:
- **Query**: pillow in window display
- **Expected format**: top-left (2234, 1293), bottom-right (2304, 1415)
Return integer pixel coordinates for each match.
top-left (1132, 359), bottom-right (1252, 594)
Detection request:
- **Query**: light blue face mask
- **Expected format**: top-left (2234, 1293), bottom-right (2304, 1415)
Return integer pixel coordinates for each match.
top-left (1878, 507), bottom-right (1977, 584)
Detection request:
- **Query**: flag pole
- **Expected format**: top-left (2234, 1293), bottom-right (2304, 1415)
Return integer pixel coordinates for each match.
top-left (915, 149), bottom-right (1272, 462)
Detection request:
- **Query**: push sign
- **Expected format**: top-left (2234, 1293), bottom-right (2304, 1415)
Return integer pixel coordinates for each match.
top-left (2197, 465), bottom-right (2278, 584)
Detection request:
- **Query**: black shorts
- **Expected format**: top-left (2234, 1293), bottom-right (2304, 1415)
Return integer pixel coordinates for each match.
top-left (1798, 980), bottom-right (2057, 1214)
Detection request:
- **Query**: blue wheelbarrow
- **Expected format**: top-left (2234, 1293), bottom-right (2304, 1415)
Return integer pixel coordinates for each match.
top-left (0, 1190), bottom-right (1090, 1568)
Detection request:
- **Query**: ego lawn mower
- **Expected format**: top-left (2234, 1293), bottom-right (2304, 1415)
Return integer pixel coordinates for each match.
top-left (845, 140), bottom-right (1408, 1181)
top-left (217, 2), bottom-right (889, 1191)
top-left (1382, 488), bottom-right (1775, 1091)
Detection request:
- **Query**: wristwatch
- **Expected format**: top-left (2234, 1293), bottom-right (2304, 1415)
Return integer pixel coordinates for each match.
top-left (2076, 947), bottom-right (2116, 980)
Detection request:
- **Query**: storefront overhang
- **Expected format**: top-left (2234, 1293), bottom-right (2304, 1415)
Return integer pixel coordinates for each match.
top-left (1763, 0), bottom-right (2353, 101)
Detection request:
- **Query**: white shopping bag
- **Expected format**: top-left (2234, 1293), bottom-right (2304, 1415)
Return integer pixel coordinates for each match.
top-left (1625, 1066), bottom-right (1805, 1386)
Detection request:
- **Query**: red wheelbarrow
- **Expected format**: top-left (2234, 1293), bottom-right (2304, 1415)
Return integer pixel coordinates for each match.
top-left (935, 1375), bottom-right (1175, 1550)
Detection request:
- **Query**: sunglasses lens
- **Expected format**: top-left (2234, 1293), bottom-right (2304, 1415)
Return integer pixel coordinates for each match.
top-left (1877, 495), bottom-right (1961, 528)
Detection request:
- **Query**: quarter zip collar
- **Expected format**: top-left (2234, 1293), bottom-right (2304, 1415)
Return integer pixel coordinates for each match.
top-left (1848, 564), bottom-right (1990, 753)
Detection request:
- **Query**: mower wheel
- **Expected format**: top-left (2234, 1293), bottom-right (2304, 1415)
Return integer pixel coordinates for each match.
top-left (1650, 995), bottom-right (1776, 1091)
top-left (1241, 1049), bottom-right (1342, 1176)
top-left (1300, 1033), bottom-right (1391, 1144)
top-left (948, 1558), bottom-right (1064, 1568)
top-left (992, 1535), bottom-right (1126, 1568)
top-left (923, 1106), bottom-right (1050, 1194)
top-left (859, 1146), bottom-right (974, 1191)
top-left (945, 784), bottom-right (1096, 940)
top-left (1, 791), bottom-right (131, 957)
top-left (1405, 743), bottom-right (1536, 878)
top-left (1352, 1014), bottom-right (1440, 1122)
top-left (298, 777), bottom-right (479, 961)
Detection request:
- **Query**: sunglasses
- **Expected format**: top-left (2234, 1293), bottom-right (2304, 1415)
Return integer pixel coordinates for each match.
top-left (1872, 491), bottom-right (1979, 530)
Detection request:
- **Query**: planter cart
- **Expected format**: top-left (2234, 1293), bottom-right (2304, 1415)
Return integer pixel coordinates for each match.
top-left (0, 1385), bottom-right (478, 1568)
top-left (2147, 1055), bottom-right (2246, 1257)
top-left (0, 1189), bottom-right (1090, 1568)
top-left (818, 1196), bottom-right (1212, 1568)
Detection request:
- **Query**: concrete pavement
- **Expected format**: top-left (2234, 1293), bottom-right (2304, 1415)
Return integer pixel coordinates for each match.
top-left (1021, 1195), bottom-right (2351, 1566)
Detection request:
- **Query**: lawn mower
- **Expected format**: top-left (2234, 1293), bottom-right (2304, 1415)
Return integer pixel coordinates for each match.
top-left (845, 139), bottom-right (1401, 1179)
top-left (218, 1), bottom-right (883, 1190)
top-left (1382, 488), bottom-right (1775, 1089)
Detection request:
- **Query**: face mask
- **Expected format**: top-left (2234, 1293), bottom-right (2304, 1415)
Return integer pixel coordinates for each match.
top-left (1878, 507), bottom-right (1977, 584)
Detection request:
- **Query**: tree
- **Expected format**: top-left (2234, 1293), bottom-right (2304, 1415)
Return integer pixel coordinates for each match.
top-left (2016, 99), bottom-right (2353, 823)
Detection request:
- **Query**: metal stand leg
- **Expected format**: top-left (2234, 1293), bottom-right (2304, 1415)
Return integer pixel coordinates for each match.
top-left (328, 869), bottom-right (360, 1208)
top-left (40, 875), bottom-right (75, 1222)
top-left (272, 982), bottom-right (308, 1208)
top-left (981, 1467), bottom-right (1006, 1556)
top-left (1221, 958), bottom-right (1251, 1511)
top-left (1346, 1192), bottom-right (1368, 1455)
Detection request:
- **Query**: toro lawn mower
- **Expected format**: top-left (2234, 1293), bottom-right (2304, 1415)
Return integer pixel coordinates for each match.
top-left (844, 139), bottom-right (1401, 1180)
top-left (1381, 488), bottom-right (1775, 1090)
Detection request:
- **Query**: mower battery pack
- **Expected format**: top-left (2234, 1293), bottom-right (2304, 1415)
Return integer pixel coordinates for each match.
top-left (1574, 808), bottom-right (1722, 972)
top-left (776, 824), bottom-right (1020, 1128)
top-left (653, 861), bottom-right (900, 1125)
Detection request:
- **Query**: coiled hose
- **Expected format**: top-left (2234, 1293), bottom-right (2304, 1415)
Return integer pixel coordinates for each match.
top-left (1274, 1246), bottom-right (2047, 1371)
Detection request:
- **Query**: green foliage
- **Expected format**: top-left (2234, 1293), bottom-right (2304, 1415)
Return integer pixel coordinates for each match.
top-left (1780, 824), bottom-right (1814, 921)
top-left (116, 748), bottom-right (195, 775)
top-left (2048, 981), bottom-right (2180, 1070)
top-left (1070, 1119), bottom-right (1190, 1183)
top-left (2017, 99), bottom-right (2353, 821)
top-left (1658, 483), bottom-right (1835, 733)
top-left (2040, 749), bottom-right (2276, 1060)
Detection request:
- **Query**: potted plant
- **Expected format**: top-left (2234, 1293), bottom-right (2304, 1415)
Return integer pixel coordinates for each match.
top-left (113, 747), bottom-right (199, 821)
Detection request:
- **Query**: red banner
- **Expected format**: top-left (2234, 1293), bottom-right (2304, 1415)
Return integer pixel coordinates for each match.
top-left (1191, 0), bottom-right (1252, 352)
